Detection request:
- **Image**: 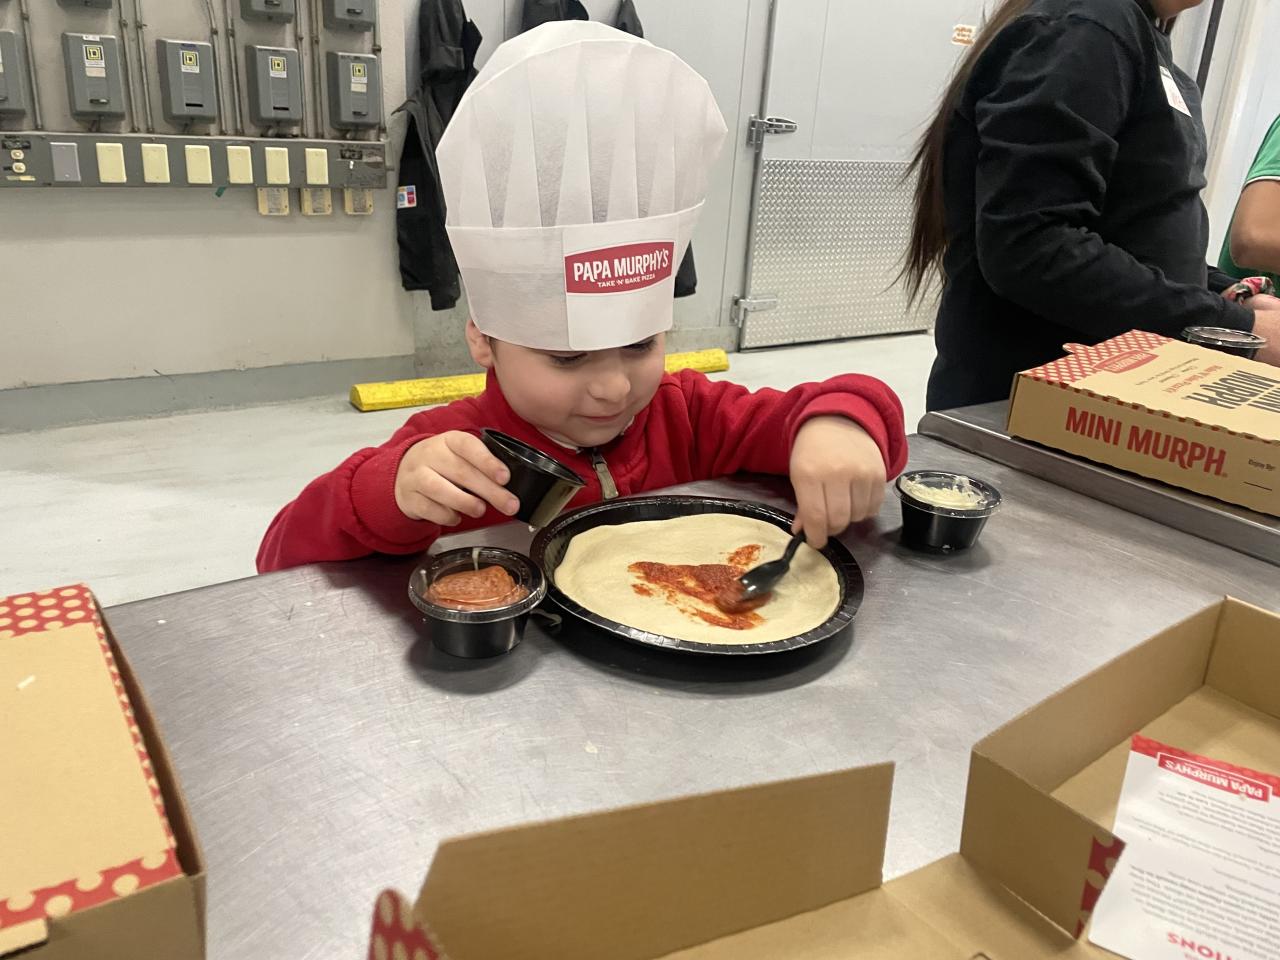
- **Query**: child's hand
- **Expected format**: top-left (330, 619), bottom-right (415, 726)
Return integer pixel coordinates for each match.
top-left (789, 416), bottom-right (888, 548)
top-left (395, 432), bottom-right (520, 525)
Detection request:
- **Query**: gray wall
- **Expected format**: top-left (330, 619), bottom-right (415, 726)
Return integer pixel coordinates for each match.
top-left (0, 0), bottom-right (762, 393)
top-left (0, 0), bottom-right (412, 391)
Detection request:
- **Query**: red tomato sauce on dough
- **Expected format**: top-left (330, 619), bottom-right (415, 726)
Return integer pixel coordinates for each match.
top-left (627, 543), bottom-right (769, 630)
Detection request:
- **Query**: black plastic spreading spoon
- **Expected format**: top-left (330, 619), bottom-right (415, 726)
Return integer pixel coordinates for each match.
top-left (716, 531), bottom-right (806, 613)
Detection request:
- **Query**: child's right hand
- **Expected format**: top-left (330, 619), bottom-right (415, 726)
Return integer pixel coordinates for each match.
top-left (394, 432), bottom-right (521, 525)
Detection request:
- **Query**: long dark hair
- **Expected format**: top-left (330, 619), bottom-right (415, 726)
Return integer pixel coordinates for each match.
top-left (902, 0), bottom-right (1032, 303)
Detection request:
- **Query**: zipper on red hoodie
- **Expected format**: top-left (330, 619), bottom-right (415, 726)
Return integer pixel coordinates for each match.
top-left (589, 449), bottom-right (619, 499)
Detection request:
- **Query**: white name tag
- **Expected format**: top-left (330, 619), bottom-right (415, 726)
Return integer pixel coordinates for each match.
top-left (1160, 65), bottom-right (1192, 117)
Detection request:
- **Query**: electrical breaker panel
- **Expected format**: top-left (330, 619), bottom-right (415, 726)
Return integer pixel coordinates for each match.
top-left (157, 39), bottom-right (218, 124)
top-left (246, 45), bottom-right (302, 126)
top-left (324, 0), bottom-right (377, 32)
top-left (327, 52), bottom-right (381, 130)
top-left (58, 0), bottom-right (115, 8)
top-left (0, 31), bottom-right (30, 119)
top-left (241, 0), bottom-right (296, 23)
top-left (62, 33), bottom-right (126, 120)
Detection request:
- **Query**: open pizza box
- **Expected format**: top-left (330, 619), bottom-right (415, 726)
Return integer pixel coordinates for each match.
top-left (367, 597), bottom-right (1280, 959)
top-left (0, 584), bottom-right (205, 959)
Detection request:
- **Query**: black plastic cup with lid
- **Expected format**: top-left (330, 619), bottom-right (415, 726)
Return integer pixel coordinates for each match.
top-left (409, 547), bottom-right (548, 658)
top-left (481, 429), bottom-right (587, 530)
top-left (1180, 326), bottom-right (1268, 360)
top-left (895, 470), bottom-right (1002, 553)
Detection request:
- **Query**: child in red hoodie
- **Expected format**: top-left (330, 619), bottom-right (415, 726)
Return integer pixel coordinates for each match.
top-left (257, 24), bottom-right (908, 573)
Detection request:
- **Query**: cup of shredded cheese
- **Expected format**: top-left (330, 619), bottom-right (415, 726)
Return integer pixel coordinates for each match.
top-left (895, 470), bottom-right (1001, 552)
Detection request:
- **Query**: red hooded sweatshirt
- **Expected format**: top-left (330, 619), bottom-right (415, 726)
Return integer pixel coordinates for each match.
top-left (257, 368), bottom-right (908, 572)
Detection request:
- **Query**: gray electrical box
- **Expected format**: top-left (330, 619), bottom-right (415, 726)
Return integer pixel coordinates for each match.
top-left (327, 52), bottom-right (381, 129)
top-left (62, 33), bottom-right (126, 120)
top-left (241, 0), bottom-right (296, 23)
top-left (0, 31), bottom-right (30, 119)
top-left (157, 39), bottom-right (218, 124)
top-left (324, 0), bottom-right (377, 31)
top-left (58, 0), bottom-right (115, 8)
top-left (246, 45), bottom-right (302, 125)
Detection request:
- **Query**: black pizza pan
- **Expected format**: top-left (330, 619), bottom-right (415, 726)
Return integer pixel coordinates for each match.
top-left (529, 496), bottom-right (864, 656)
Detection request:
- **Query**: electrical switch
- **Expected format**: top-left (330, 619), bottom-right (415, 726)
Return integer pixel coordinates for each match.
top-left (257, 186), bottom-right (290, 216)
top-left (246, 46), bottom-right (302, 126)
top-left (63, 33), bottom-right (127, 120)
top-left (185, 144), bottom-right (213, 184)
top-left (241, 0), bottom-right (296, 23)
top-left (324, 0), bottom-right (376, 31)
top-left (142, 143), bottom-right (170, 183)
top-left (304, 148), bottom-right (328, 185)
top-left (264, 146), bottom-right (290, 185)
top-left (0, 31), bottom-right (31, 119)
top-left (226, 145), bottom-right (254, 184)
top-left (157, 39), bottom-right (218, 124)
top-left (51, 142), bottom-right (81, 182)
top-left (300, 187), bottom-right (332, 216)
top-left (96, 142), bottom-right (127, 183)
top-left (343, 188), bottom-right (373, 215)
top-left (326, 52), bottom-right (381, 130)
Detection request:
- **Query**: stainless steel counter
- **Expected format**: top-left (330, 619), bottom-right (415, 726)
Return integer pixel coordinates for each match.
top-left (919, 402), bottom-right (1280, 567)
top-left (105, 437), bottom-right (1280, 959)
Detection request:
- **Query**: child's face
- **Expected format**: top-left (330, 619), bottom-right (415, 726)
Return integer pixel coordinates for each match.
top-left (466, 320), bottom-right (667, 449)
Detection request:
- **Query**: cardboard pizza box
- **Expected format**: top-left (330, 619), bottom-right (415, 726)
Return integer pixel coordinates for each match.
top-left (0, 584), bottom-right (205, 959)
top-left (1007, 330), bottom-right (1280, 517)
top-left (366, 597), bottom-right (1279, 960)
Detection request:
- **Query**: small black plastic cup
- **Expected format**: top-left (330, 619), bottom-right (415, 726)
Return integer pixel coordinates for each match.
top-left (408, 547), bottom-right (547, 658)
top-left (482, 429), bottom-right (587, 529)
top-left (896, 470), bottom-right (1002, 553)
top-left (1180, 326), bottom-right (1268, 359)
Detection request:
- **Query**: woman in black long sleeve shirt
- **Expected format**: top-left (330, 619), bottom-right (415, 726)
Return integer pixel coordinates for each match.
top-left (905, 0), bottom-right (1280, 411)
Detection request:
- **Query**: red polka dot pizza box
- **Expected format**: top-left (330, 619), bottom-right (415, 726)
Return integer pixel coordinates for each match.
top-left (363, 599), bottom-right (1279, 960)
top-left (1008, 329), bottom-right (1280, 517)
top-left (0, 584), bottom-right (205, 959)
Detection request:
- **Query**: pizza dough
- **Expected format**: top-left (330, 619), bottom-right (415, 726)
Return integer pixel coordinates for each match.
top-left (554, 514), bottom-right (841, 645)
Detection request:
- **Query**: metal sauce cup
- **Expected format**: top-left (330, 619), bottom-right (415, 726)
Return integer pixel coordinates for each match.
top-left (896, 470), bottom-right (1002, 553)
top-left (482, 429), bottom-right (587, 529)
top-left (409, 548), bottom-right (547, 658)
top-left (1180, 326), bottom-right (1268, 360)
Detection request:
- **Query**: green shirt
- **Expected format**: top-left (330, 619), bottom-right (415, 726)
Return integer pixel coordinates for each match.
top-left (1218, 115), bottom-right (1280, 284)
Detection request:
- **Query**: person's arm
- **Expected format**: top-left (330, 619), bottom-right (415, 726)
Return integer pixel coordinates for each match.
top-left (671, 369), bottom-right (908, 544)
top-left (1207, 265), bottom-right (1240, 295)
top-left (1229, 182), bottom-right (1280, 277)
top-left (257, 435), bottom-right (443, 573)
top-left (971, 17), bottom-right (1252, 338)
top-left (256, 403), bottom-right (506, 573)
top-left (672, 369), bottom-right (907, 483)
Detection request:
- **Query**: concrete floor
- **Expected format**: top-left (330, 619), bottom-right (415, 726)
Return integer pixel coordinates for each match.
top-left (0, 334), bottom-right (934, 606)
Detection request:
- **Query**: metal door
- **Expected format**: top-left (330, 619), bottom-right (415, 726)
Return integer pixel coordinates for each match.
top-left (736, 0), bottom-right (993, 349)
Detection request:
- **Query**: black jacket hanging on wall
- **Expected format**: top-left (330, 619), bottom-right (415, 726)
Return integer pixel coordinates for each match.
top-left (396, 0), bottom-right (482, 308)
top-left (520, 0), bottom-right (699, 297)
top-left (522, 0), bottom-right (589, 31)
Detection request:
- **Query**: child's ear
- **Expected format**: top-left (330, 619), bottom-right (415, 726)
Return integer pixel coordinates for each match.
top-left (465, 318), bottom-right (495, 369)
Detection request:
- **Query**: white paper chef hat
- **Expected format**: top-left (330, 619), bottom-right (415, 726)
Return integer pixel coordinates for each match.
top-left (436, 21), bottom-right (727, 351)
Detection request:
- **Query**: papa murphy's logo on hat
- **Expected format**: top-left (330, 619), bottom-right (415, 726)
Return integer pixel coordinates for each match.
top-left (565, 241), bottom-right (675, 295)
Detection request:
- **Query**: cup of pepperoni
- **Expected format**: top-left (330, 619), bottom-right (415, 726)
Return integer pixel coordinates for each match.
top-left (409, 547), bottom-right (548, 658)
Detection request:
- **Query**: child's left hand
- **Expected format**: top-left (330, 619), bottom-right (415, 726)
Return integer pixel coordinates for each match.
top-left (789, 416), bottom-right (888, 548)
